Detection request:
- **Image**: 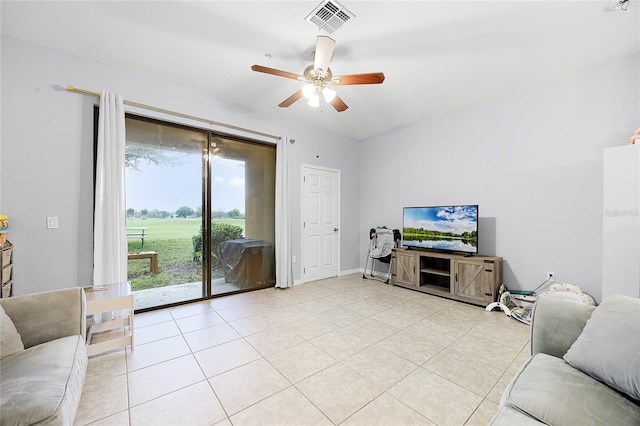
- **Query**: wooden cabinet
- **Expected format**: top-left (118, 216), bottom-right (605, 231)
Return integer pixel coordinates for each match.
top-left (455, 258), bottom-right (501, 304)
top-left (391, 248), bottom-right (502, 307)
top-left (391, 249), bottom-right (416, 286)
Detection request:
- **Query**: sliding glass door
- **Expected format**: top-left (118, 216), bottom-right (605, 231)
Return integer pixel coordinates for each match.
top-left (123, 115), bottom-right (275, 310)
top-left (208, 136), bottom-right (276, 295)
top-left (124, 117), bottom-right (207, 310)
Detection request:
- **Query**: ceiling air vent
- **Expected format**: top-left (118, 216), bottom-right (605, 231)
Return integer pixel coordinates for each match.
top-left (305, 0), bottom-right (355, 34)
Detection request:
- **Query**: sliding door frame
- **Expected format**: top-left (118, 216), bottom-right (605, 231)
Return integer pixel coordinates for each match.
top-left (118, 113), bottom-right (276, 313)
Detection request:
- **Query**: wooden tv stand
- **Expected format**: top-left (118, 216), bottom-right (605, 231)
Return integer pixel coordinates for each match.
top-left (391, 248), bottom-right (502, 307)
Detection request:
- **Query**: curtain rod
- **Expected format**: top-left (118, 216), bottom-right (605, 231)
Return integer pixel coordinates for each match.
top-left (67, 85), bottom-right (281, 141)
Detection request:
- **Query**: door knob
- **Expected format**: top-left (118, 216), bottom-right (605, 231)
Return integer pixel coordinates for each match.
top-left (334, 228), bottom-right (339, 232)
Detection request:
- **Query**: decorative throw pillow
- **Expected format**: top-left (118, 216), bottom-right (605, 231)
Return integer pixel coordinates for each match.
top-left (0, 304), bottom-right (24, 359)
top-left (564, 294), bottom-right (640, 401)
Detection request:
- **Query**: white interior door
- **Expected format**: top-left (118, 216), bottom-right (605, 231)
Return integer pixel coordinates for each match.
top-left (302, 165), bottom-right (340, 282)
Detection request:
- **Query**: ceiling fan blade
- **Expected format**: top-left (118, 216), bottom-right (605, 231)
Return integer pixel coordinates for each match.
top-left (329, 95), bottom-right (348, 112)
top-left (251, 65), bottom-right (303, 81)
top-left (278, 90), bottom-right (304, 108)
top-left (332, 72), bottom-right (385, 85)
top-left (313, 35), bottom-right (336, 77)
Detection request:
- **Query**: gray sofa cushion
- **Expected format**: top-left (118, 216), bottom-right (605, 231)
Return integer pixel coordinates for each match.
top-left (564, 294), bottom-right (640, 401)
top-left (1, 287), bottom-right (86, 349)
top-left (502, 353), bottom-right (640, 425)
top-left (0, 335), bottom-right (88, 425)
top-left (530, 295), bottom-right (595, 358)
top-left (0, 305), bottom-right (23, 359)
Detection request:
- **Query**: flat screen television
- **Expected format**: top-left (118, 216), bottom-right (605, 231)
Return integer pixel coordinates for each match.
top-left (402, 205), bottom-right (478, 254)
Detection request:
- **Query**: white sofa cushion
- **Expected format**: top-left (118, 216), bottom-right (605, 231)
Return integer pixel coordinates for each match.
top-left (502, 353), bottom-right (640, 425)
top-left (0, 335), bottom-right (87, 425)
top-left (0, 304), bottom-right (23, 359)
top-left (564, 294), bottom-right (640, 401)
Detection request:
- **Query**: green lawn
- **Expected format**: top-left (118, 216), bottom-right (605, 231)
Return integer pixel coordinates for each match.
top-left (126, 218), bottom-right (246, 239)
top-left (126, 218), bottom-right (245, 291)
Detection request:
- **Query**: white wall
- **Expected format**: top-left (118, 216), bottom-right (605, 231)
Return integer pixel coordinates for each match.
top-left (3, 35), bottom-right (637, 301)
top-left (360, 53), bottom-right (639, 302)
top-left (0, 36), bottom-right (361, 295)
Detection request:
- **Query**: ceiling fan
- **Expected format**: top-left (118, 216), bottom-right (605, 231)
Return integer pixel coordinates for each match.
top-left (251, 35), bottom-right (385, 112)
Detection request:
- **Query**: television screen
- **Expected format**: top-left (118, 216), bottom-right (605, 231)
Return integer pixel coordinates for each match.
top-left (403, 205), bottom-right (478, 254)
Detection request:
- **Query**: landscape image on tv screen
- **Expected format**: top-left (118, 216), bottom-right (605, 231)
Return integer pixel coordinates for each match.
top-left (403, 205), bottom-right (478, 253)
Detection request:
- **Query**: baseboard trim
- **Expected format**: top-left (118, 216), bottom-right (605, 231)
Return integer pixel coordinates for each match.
top-left (340, 268), bottom-right (364, 276)
top-left (294, 268), bottom-right (365, 286)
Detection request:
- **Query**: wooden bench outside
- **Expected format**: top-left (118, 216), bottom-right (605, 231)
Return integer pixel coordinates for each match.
top-left (126, 227), bottom-right (148, 247)
top-left (127, 251), bottom-right (158, 274)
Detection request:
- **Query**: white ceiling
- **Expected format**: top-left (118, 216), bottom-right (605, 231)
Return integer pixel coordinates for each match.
top-left (2, 1), bottom-right (638, 140)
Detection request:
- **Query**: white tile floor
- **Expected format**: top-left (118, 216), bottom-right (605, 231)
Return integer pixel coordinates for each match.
top-left (75, 274), bottom-right (531, 426)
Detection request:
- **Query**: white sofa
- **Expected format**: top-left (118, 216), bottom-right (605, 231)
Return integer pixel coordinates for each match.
top-left (1, 287), bottom-right (88, 425)
top-left (491, 294), bottom-right (640, 425)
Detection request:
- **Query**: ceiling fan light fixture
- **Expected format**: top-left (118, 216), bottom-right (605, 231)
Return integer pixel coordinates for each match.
top-left (308, 95), bottom-right (320, 107)
top-left (251, 35), bottom-right (383, 112)
top-left (302, 83), bottom-right (316, 99)
top-left (322, 87), bottom-right (336, 102)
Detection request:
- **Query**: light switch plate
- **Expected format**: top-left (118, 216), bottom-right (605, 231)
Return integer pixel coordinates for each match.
top-left (47, 216), bottom-right (59, 229)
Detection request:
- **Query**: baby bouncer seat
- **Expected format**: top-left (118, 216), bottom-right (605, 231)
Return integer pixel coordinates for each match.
top-left (363, 228), bottom-right (401, 283)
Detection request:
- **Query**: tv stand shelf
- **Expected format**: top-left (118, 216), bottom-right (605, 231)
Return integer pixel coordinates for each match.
top-left (391, 248), bottom-right (502, 307)
top-left (420, 268), bottom-right (449, 276)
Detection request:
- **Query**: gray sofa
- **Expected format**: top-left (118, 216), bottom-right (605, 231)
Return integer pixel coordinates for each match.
top-left (0, 287), bottom-right (88, 425)
top-left (491, 294), bottom-right (640, 425)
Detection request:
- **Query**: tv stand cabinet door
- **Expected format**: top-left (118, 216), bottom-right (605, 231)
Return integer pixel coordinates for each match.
top-left (454, 258), bottom-right (500, 304)
top-left (393, 251), bottom-right (417, 286)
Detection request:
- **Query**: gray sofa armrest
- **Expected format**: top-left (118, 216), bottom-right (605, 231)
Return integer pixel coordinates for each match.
top-left (530, 296), bottom-right (596, 358)
top-left (0, 287), bottom-right (86, 348)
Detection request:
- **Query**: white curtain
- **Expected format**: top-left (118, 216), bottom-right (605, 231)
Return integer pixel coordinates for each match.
top-left (93, 91), bottom-right (128, 286)
top-left (275, 137), bottom-right (293, 288)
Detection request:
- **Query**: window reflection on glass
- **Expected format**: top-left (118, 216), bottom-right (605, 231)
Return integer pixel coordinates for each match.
top-left (209, 137), bottom-right (276, 295)
top-left (124, 117), bottom-right (207, 310)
